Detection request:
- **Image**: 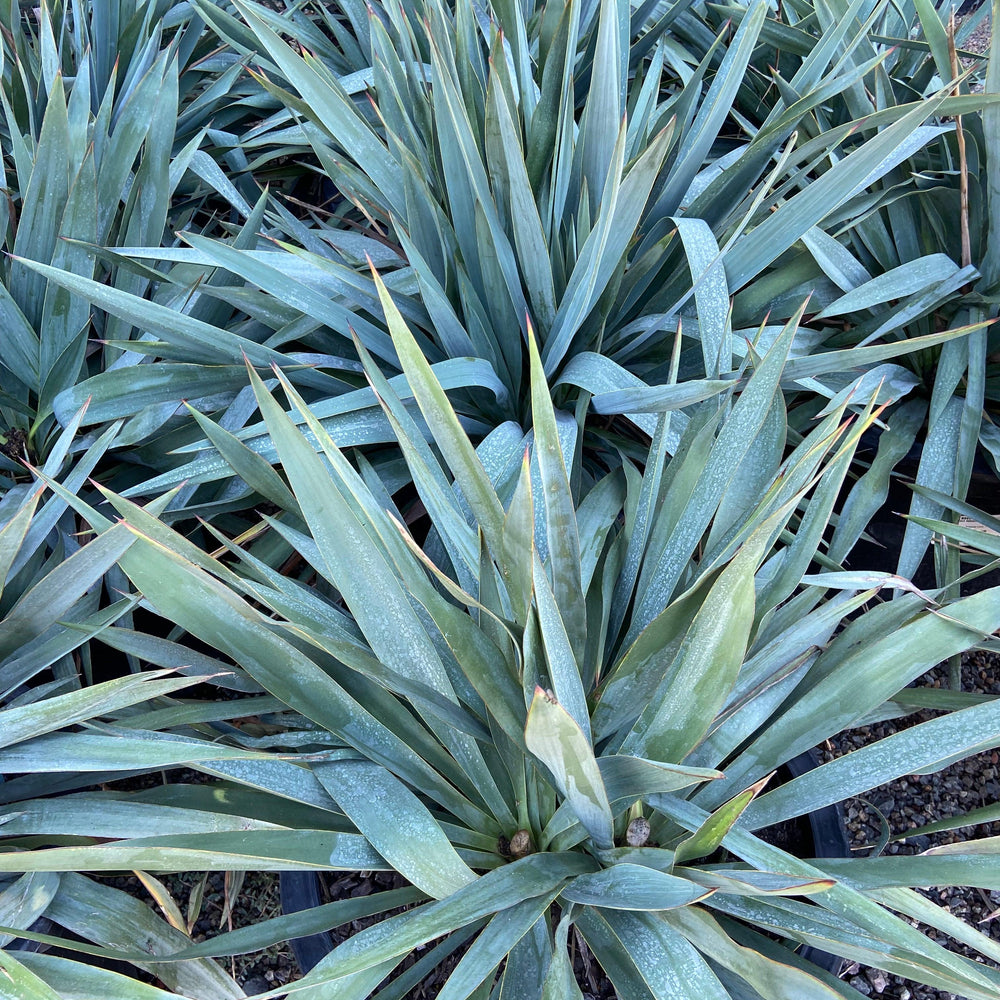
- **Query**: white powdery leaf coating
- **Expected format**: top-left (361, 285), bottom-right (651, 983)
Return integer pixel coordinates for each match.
top-left (673, 217), bottom-right (732, 377)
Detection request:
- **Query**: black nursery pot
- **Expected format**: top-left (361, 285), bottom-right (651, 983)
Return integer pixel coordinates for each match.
top-left (4, 915), bottom-right (51, 955)
top-left (280, 751), bottom-right (850, 978)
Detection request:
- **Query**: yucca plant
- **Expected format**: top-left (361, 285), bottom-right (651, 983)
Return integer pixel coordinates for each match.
top-left (709, 0), bottom-right (1000, 589)
top-left (0, 431), bottom-right (248, 997)
top-left (0, 0), bottom-right (310, 494)
top-left (24, 0), bottom-right (995, 536)
top-left (0, 0), bottom-right (238, 718)
top-left (205, 0), bottom-right (1000, 594)
top-left (3, 275), bottom-right (1000, 998)
top-left (0, 0), bottom-right (344, 683)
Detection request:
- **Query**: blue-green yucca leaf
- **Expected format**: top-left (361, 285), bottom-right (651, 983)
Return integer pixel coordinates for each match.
top-left (560, 864), bottom-right (712, 910)
top-left (896, 394), bottom-right (962, 580)
top-left (524, 687), bottom-right (613, 850)
top-left (743, 695), bottom-right (1000, 830)
top-left (426, 17), bottom-right (532, 347)
top-left (501, 450), bottom-right (536, 624)
top-left (9, 72), bottom-right (72, 331)
top-left (665, 907), bottom-right (850, 1000)
top-left (385, 528), bottom-right (529, 750)
top-left (539, 910), bottom-right (583, 1000)
top-left (863, 885), bottom-right (1000, 969)
top-left (528, 328), bottom-right (587, 665)
top-left (36, 149), bottom-right (97, 420)
top-left (671, 217), bottom-right (733, 379)
top-left (754, 402), bottom-right (875, 612)
top-left (590, 377), bottom-right (734, 415)
top-left (540, 755), bottom-right (725, 852)
top-left (0, 791), bottom-right (290, 839)
top-left (0, 827), bottom-right (386, 875)
top-left (576, 907), bottom-right (730, 1000)
top-left (183, 403), bottom-right (302, 517)
top-left (542, 120), bottom-right (673, 376)
top-left (122, 355), bottom-right (508, 498)
top-left (485, 68), bottom-right (557, 334)
top-left (0, 282), bottom-right (40, 389)
top-left (532, 551), bottom-right (589, 734)
top-left (6, 952), bottom-right (229, 1000)
top-left (813, 253), bottom-right (963, 319)
top-left (620, 512), bottom-right (776, 765)
top-left (906, 514), bottom-right (1000, 564)
top-left (598, 755), bottom-right (723, 801)
top-left (0, 487), bottom-right (42, 602)
top-left (680, 869), bottom-right (835, 897)
top-left (53, 363), bottom-right (276, 426)
top-left (0, 671), bottom-right (198, 750)
top-left (849, 268), bottom-right (980, 351)
top-left (0, 728), bottom-right (347, 778)
top-left (526, 0), bottom-right (581, 195)
top-left (672, 773), bottom-right (771, 866)
top-left (12, 257), bottom-right (338, 392)
top-left (724, 114), bottom-right (955, 291)
top-left (315, 759), bottom-right (478, 899)
top-left (0, 952), bottom-right (65, 1000)
top-left (105, 885), bottom-right (424, 964)
top-left (0, 598), bottom-right (140, 703)
top-left (370, 265), bottom-right (507, 553)
top-left (0, 872), bottom-right (59, 949)
top-left (704, 393), bottom-right (786, 560)
top-left (575, 0), bottom-right (624, 216)
top-left (178, 230), bottom-right (398, 364)
top-left (709, 889), bottom-right (1000, 997)
top-left (759, 0), bottom-right (885, 128)
top-left (14, 406), bottom-right (117, 524)
top-left (282, 853), bottom-right (598, 997)
top-left (96, 51), bottom-right (178, 242)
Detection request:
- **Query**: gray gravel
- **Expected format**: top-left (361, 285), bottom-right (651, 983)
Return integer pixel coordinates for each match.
top-left (825, 649), bottom-right (1000, 999)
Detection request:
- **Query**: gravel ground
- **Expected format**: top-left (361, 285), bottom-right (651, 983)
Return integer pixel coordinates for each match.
top-left (825, 649), bottom-right (1000, 1000)
top-left (961, 8), bottom-right (993, 58)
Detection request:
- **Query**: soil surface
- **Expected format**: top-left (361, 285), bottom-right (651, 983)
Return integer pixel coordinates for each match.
top-left (825, 649), bottom-right (1000, 999)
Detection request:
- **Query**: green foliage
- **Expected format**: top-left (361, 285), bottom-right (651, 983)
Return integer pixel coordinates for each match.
top-left (2, 0), bottom-right (1000, 996)
top-left (3, 304), bottom-right (1000, 998)
top-left (25, 0), bottom-right (993, 533)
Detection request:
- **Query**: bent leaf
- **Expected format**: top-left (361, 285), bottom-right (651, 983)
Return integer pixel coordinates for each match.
top-left (525, 688), bottom-right (613, 850)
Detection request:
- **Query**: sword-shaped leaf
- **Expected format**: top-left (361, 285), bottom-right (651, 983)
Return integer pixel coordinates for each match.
top-left (315, 760), bottom-right (477, 900)
top-left (673, 775), bottom-right (770, 866)
top-left (525, 688), bottom-right (613, 850)
top-left (561, 864), bottom-right (712, 910)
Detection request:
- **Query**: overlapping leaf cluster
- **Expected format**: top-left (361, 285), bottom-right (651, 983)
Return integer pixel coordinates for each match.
top-left (2, 0), bottom-right (1000, 997)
